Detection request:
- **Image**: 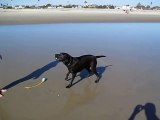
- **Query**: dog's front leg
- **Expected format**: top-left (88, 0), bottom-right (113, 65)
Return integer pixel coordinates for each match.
top-left (66, 73), bottom-right (76, 88)
top-left (65, 71), bottom-right (70, 80)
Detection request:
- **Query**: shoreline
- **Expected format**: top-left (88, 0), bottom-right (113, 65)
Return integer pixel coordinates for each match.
top-left (0, 9), bottom-right (160, 25)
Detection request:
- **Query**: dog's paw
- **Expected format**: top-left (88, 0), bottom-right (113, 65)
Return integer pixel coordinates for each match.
top-left (95, 80), bottom-right (99, 83)
top-left (65, 77), bottom-right (69, 81)
top-left (87, 74), bottom-right (92, 78)
top-left (0, 94), bottom-right (3, 98)
top-left (95, 76), bottom-right (101, 83)
top-left (66, 84), bottom-right (72, 88)
top-left (95, 75), bottom-right (101, 83)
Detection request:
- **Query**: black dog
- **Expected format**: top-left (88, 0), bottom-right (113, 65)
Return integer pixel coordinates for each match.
top-left (55, 53), bottom-right (106, 88)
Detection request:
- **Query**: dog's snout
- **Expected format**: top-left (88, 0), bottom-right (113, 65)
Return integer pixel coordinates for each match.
top-left (55, 53), bottom-right (66, 62)
top-left (55, 54), bottom-right (59, 59)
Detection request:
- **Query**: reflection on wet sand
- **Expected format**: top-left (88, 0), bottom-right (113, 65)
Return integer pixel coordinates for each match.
top-left (56, 80), bottom-right (99, 119)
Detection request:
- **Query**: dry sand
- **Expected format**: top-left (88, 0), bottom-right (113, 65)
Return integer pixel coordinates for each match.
top-left (0, 9), bottom-right (160, 25)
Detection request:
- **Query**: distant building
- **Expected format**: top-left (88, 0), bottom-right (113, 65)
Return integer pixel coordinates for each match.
top-left (57, 6), bottom-right (64, 8)
top-left (130, 7), bottom-right (137, 11)
top-left (77, 5), bottom-right (82, 8)
top-left (122, 5), bottom-right (131, 11)
top-left (115, 6), bottom-right (121, 9)
top-left (152, 6), bottom-right (160, 10)
top-left (14, 5), bottom-right (25, 9)
top-left (47, 6), bottom-right (53, 9)
top-left (115, 5), bottom-right (136, 11)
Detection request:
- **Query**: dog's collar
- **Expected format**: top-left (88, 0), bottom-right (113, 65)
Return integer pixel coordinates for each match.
top-left (66, 57), bottom-right (73, 67)
top-left (67, 59), bottom-right (72, 66)
top-left (68, 63), bottom-right (72, 66)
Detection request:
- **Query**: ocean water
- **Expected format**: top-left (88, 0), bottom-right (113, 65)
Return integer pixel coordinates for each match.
top-left (0, 23), bottom-right (160, 56)
top-left (0, 23), bottom-right (160, 69)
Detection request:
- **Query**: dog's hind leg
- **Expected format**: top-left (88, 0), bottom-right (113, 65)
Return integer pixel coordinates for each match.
top-left (65, 71), bottom-right (70, 80)
top-left (86, 67), bottom-right (92, 77)
top-left (95, 74), bottom-right (101, 83)
top-left (94, 71), bottom-right (101, 83)
top-left (66, 73), bottom-right (76, 88)
top-left (90, 61), bottom-right (101, 83)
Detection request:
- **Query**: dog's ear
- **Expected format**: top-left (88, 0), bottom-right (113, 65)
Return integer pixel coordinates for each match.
top-left (60, 53), bottom-right (69, 57)
top-left (0, 54), bottom-right (2, 60)
top-left (60, 52), bottom-right (67, 55)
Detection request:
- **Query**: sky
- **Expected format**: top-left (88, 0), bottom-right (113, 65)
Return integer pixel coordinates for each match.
top-left (0, 0), bottom-right (160, 6)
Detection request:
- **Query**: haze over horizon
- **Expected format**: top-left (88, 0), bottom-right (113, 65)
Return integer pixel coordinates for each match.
top-left (0, 0), bottom-right (160, 6)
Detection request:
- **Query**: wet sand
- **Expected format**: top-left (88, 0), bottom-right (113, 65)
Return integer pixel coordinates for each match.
top-left (0, 9), bottom-right (160, 25)
top-left (0, 23), bottom-right (160, 120)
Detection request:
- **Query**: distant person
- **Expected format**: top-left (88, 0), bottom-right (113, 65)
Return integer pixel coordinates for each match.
top-left (0, 54), bottom-right (7, 98)
top-left (126, 9), bottom-right (130, 14)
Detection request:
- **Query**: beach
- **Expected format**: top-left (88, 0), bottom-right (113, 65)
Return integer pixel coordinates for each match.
top-left (0, 9), bottom-right (160, 25)
top-left (0, 10), bottom-right (160, 120)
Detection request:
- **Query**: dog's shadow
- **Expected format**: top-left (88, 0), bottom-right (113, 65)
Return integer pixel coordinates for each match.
top-left (3, 61), bottom-right (59, 90)
top-left (72, 65), bottom-right (112, 87)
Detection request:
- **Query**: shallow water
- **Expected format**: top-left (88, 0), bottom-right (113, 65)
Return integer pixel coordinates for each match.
top-left (0, 23), bottom-right (160, 120)
top-left (0, 23), bottom-right (160, 57)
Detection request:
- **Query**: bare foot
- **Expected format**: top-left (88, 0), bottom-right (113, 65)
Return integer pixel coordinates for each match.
top-left (0, 94), bottom-right (3, 98)
top-left (1, 89), bottom-right (7, 93)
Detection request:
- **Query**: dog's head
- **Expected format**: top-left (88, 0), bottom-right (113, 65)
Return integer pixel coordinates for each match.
top-left (55, 53), bottom-right (71, 63)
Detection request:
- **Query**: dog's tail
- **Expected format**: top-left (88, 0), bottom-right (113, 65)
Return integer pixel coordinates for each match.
top-left (96, 55), bottom-right (106, 58)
